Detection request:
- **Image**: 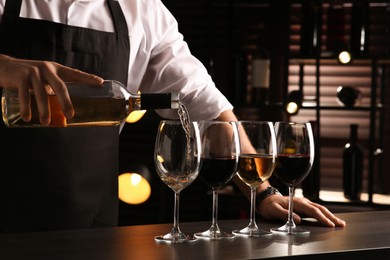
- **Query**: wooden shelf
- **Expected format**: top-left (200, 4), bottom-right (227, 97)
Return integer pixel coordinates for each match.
top-left (300, 104), bottom-right (382, 111)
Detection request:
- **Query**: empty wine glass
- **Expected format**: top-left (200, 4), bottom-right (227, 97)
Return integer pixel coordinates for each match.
top-left (194, 121), bottom-right (240, 240)
top-left (270, 122), bottom-right (315, 235)
top-left (154, 120), bottom-right (201, 243)
top-left (232, 121), bottom-right (276, 237)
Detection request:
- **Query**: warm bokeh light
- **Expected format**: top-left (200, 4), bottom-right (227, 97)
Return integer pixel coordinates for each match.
top-left (338, 51), bottom-right (352, 64)
top-left (156, 155), bottom-right (164, 163)
top-left (285, 90), bottom-right (303, 115)
top-left (118, 173), bottom-right (151, 205)
top-left (125, 90), bottom-right (146, 123)
top-left (286, 102), bottom-right (299, 115)
top-left (126, 110), bottom-right (146, 123)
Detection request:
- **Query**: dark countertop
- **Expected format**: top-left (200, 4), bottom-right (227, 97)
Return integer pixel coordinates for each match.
top-left (0, 210), bottom-right (389, 259)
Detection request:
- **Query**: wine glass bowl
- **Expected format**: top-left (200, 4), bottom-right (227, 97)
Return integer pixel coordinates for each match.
top-left (194, 121), bottom-right (240, 240)
top-left (271, 122), bottom-right (315, 235)
top-left (154, 120), bottom-right (201, 243)
top-left (232, 121), bottom-right (276, 237)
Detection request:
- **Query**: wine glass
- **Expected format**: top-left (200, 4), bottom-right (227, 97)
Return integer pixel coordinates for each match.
top-left (154, 120), bottom-right (201, 243)
top-left (232, 121), bottom-right (276, 237)
top-left (194, 121), bottom-right (240, 240)
top-left (270, 122), bottom-right (315, 235)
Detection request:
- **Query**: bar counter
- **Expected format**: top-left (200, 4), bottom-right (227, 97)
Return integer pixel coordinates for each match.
top-left (0, 210), bottom-right (389, 259)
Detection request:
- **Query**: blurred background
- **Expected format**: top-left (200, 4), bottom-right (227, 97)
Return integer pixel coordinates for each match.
top-left (117, 0), bottom-right (390, 226)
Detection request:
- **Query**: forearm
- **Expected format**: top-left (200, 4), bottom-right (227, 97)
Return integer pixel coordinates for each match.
top-left (0, 54), bottom-right (12, 61)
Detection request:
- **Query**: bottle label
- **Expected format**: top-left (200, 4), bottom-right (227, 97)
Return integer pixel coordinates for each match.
top-left (140, 93), bottom-right (178, 110)
top-left (252, 59), bottom-right (270, 88)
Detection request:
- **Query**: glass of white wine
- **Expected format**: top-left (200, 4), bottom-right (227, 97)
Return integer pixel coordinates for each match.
top-left (154, 120), bottom-right (201, 243)
top-left (233, 121), bottom-right (276, 237)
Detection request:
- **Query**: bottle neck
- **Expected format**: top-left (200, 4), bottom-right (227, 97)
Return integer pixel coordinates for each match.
top-left (349, 124), bottom-right (359, 145)
top-left (139, 93), bottom-right (180, 110)
top-left (110, 79), bottom-right (179, 111)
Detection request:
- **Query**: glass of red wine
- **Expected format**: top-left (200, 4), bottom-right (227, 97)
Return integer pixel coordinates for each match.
top-left (232, 121), bottom-right (276, 237)
top-left (194, 121), bottom-right (240, 240)
top-left (154, 120), bottom-right (201, 243)
top-left (270, 122), bottom-right (314, 235)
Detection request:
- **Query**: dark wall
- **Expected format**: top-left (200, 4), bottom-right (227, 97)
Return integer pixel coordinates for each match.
top-left (161, 0), bottom-right (290, 107)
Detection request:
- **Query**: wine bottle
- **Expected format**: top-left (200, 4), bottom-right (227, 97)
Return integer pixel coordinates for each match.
top-left (326, 3), bottom-right (346, 54)
top-left (343, 124), bottom-right (363, 200)
top-left (300, 0), bottom-right (321, 57)
top-left (350, 0), bottom-right (369, 57)
top-left (1, 80), bottom-right (180, 127)
top-left (233, 46), bottom-right (247, 106)
top-left (251, 35), bottom-right (270, 106)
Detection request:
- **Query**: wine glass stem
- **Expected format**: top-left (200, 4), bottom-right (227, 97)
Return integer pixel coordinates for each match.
top-left (211, 189), bottom-right (219, 230)
top-left (287, 186), bottom-right (296, 229)
top-left (248, 187), bottom-right (258, 229)
top-left (173, 192), bottom-right (181, 232)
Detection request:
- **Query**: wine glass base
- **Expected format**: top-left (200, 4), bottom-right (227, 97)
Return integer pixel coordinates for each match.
top-left (194, 229), bottom-right (234, 240)
top-left (232, 227), bottom-right (272, 238)
top-left (154, 232), bottom-right (197, 244)
top-left (270, 224), bottom-right (310, 236)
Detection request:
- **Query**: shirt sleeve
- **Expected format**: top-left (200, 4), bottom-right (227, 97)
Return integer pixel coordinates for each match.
top-left (0, 0), bottom-right (5, 23)
top-left (137, 0), bottom-right (233, 121)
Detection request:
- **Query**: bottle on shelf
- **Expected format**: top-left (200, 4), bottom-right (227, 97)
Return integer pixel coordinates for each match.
top-left (300, 0), bottom-right (321, 57)
top-left (233, 44), bottom-right (248, 107)
top-left (2, 80), bottom-right (180, 127)
top-left (343, 124), bottom-right (364, 200)
top-left (336, 86), bottom-right (362, 108)
top-left (326, 3), bottom-right (346, 55)
top-left (251, 35), bottom-right (270, 107)
top-left (350, 0), bottom-right (369, 57)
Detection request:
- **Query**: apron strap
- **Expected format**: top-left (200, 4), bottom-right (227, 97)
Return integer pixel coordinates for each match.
top-left (3, 0), bottom-right (22, 17)
top-left (107, 0), bottom-right (129, 39)
top-left (4, 0), bottom-right (129, 39)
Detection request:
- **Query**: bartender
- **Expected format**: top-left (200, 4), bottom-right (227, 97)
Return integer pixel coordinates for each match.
top-left (0, 0), bottom-right (345, 233)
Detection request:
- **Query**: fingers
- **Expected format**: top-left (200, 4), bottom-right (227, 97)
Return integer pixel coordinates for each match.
top-left (1, 57), bottom-right (104, 124)
top-left (17, 64), bottom-right (50, 125)
top-left (39, 63), bottom-right (74, 119)
top-left (258, 195), bottom-right (346, 228)
top-left (30, 71), bottom-right (51, 125)
top-left (49, 62), bottom-right (104, 119)
top-left (297, 199), bottom-right (347, 227)
top-left (293, 197), bottom-right (347, 227)
top-left (57, 64), bottom-right (104, 85)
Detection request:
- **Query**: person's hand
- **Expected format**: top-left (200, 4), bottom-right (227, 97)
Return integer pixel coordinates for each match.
top-left (258, 194), bottom-right (347, 228)
top-left (0, 54), bottom-right (104, 125)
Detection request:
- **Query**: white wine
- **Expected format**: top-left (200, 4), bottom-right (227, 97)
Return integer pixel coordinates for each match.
top-left (1, 80), bottom-right (179, 127)
top-left (237, 154), bottom-right (274, 188)
top-left (160, 174), bottom-right (198, 193)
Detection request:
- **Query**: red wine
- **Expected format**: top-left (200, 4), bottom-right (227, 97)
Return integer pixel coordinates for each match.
top-left (199, 157), bottom-right (238, 189)
top-left (274, 154), bottom-right (312, 186)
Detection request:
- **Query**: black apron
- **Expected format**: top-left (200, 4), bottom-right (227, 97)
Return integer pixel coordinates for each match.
top-left (0, 0), bottom-right (130, 233)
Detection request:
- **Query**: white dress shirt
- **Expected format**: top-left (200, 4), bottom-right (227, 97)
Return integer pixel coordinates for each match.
top-left (0, 0), bottom-right (233, 120)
